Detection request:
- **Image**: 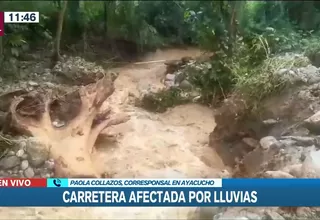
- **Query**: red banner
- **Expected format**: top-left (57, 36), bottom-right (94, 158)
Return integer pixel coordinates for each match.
top-left (0, 178), bottom-right (47, 187)
top-left (0, 12), bottom-right (4, 36)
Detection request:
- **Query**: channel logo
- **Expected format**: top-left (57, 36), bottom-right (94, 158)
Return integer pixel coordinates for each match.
top-left (47, 178), bottom-right (68, 187)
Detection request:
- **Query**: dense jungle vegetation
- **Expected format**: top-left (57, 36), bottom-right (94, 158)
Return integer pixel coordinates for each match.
top-left (1, 1), bottom-right (320, 106)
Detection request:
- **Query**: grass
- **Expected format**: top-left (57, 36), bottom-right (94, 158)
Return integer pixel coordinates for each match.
top-left (234, 54), bottom-right (311, 112)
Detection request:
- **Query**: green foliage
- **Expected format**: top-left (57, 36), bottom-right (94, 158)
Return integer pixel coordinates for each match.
top-left (2, 0), bottom-right (320, 109)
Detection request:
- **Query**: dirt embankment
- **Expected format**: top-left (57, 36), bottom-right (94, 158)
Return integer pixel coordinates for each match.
top-left (202, 54), bottom-right (320, 219)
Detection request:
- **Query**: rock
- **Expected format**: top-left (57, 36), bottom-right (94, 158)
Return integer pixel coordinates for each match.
top-left (303, 111), bottom-right (320, 134)
top-left (301, 150), bottom-right (320, 177)
top-left (165, 74), bottom-right (175, 81)
top-left (16, 149), bottom-right (25, 157)
top-left (7, 151), bottom-right (15, 156)
top-left (18, 170), bottom-right (24, 177)
top-left (52, 120), bottom-right (65, 128)
top-left (44, 82), bottom-right (55, 88)
top-left (263, 119), bottom-right (279, 125)
top-left (12, 166), bottom-right (19, 174)
top-left (28, 81), bottom-right (38, 86)
top-left (179, 80), bottom-right (193, 90)
top-left (0, 156), bottom-right (20, 169)
top-left (281, 164), bottom-right (302, 177)
top-left (33, 168), bottom-right (41, 175)
top-left (18, 140), bottom-right (27, 150)
top-left (260, 136), bottom-right (282, 150)
top-left (296, 207), bottom-right (312, 218)
top-left (280, 136), bottom-right (315, 146)
top-left (175, 72), bottom-right (186, 84)
top-left (39, 168), bottom-right (51, 178)
top-left (44, 160), bottom-right (55, 170)
top-left (263, 210), bottom-right (285, 220)
top-left (298, 65), bottom-right (320, 84)
top-left (219, 169), bottom-right (230, 178)
top-left (20, 160), bottom-right (29, 170)
top-left (24, 167), bottom-right (35, 178)
top-left (21, 154), bottom-right (28, 160)
top-left (164, 80), bottom-right (175, 87)
top-left (263, 171), bottom-right (294, 178)
top-left (242, 138), bottom-right (259, 149)
top-left (26, 139), bottom-right (49, 167)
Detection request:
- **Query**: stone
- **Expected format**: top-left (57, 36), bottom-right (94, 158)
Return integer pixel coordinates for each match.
top-left (18, 170), bottom-right (24, 177)
top-left (52, 120), bottom-right (65, 128)
top-left (24, 167), bottom-right (35, 178)
top-left (26, 139), bottom-right (49, 167)
top-left (281, 136), bottom-right (315, 146)
top-left (242, 138), bottom-right (259, 149)
top-left (21, 154), bottom-right (28, 160)
top-left (219, 169), bottom-right (230, 178)
top-left (263, 119), bottom-right (279, 125)
top-left (20, 160), bottom-right (29, 170)
top-left (12, 166), bottom-right (19, 174)
top-left (175, 72), bottom-right (186, 84)
top-left (40, 169), bottom-right (51, 178)
top-left (165, 74), bottom-right (175, 81)
top-left (16, 149), bottom-right (25, 157)
top-left (263, 210), bottom-right (285, 220)
top-left (0, 156), bottom-right (20, 169)
top-left (44, 160), bottom-right (55, 170)
top-left (18, 140), bottom-right (27, 150)
top-left (179, 80), bottom-right (193, 90)
top-left (28, 81), bottom-right (38, 86)
top-left (301, 150), bottom-right (320, 177)
top-left (44, 82), bottom-right (55, 88)
top-left (34, 168), bottom-right (41, 175)
top-left (260, 136), bottom-right (281, 150)
top-left (296, 207), bottom-right (312, 218)
top-left (281, 164), bottom-right (302, 177)
top-left (263, 171), bottom-right (294, 178)
top-left (7, 151), bottom-right (15, 156)
top-left (303, 111), bottom-right (320, 134)
top-left (164, 80), bottom-right (175, 87)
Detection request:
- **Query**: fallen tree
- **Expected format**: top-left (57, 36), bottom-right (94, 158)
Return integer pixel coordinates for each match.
top-left (7, 77), bottom-right (130, 178)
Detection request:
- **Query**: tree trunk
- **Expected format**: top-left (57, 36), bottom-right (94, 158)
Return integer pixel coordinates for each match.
top-left (8, 77), bottom-right (130, 177)
top-left (0, 37), bottom-right (3, 64)
top-left (52, 0), bottom-right (68, 63)
top-left (104, 1), bottom-right (108, 38)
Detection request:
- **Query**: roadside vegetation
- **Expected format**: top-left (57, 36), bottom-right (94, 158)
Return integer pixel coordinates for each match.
top-left (1, 1), bottom-right (320, 112)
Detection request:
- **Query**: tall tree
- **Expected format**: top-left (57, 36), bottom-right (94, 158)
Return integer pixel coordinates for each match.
top-left (52, 0), bottom-right (68, 62)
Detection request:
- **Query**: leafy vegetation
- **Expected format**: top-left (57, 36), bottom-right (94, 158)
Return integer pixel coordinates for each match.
top-left (1, 1), bottom-right (320, 110)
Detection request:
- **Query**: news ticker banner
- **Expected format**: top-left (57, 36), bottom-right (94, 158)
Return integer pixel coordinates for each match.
top-left (1, 178), bottom-right (320, 207)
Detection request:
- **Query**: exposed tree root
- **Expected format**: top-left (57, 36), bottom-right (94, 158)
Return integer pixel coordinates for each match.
top-left (8, 77), bottom-right (130, 177)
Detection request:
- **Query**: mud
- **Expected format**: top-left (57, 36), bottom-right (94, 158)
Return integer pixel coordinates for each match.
top-left (0, 48), bottom-right (228, 219)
